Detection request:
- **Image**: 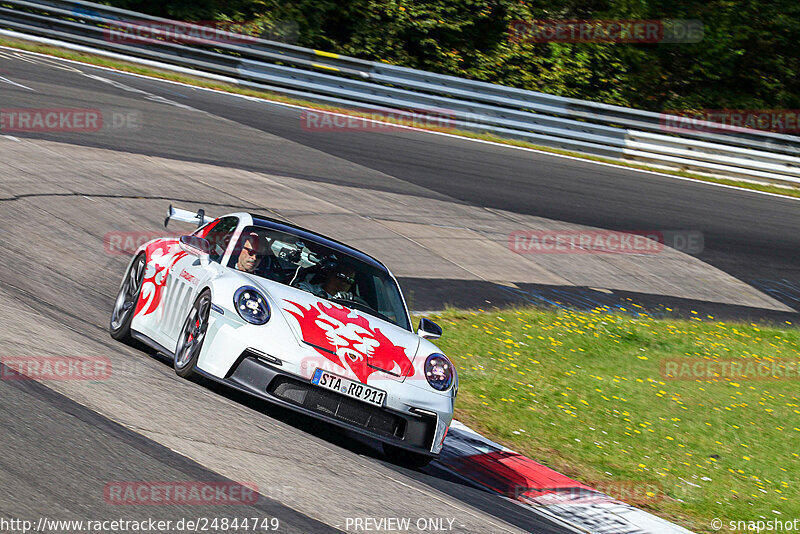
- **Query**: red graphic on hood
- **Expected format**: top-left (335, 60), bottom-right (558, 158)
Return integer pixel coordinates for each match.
top-left (134, 240), bottom-right (187, 317)
top-left (283, 300), bottom-right (415, 383)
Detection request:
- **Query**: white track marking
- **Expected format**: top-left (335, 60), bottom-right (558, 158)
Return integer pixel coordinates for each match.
top-left (80, 72), bottom-right (204, 112)
top-left (7, 50), bottom-right (38, 64)
top-left (0, 74), bottom-right (34, 91)
top-left (13, 51), bottom-right (85, 72)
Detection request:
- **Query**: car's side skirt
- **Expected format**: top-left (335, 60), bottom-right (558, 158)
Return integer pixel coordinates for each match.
top-left (131, 330), bottom-right (176, 360)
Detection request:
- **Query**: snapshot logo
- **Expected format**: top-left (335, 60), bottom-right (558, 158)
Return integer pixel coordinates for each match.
top-left (723, 519), bottom-right (800, 533)
top-left (1, 356), bottom-right (112, 381)
top-left (661, 358), bottom-right (800, 381)
top-left (104, 481), bottom-right (259, 505)
top-left (0, 108), bottom-right (142, 133)
top-left (509, 230), bottom-right (703, 255)
top-left (104, 231), bottom-right (176, 256)
top-left (508, 19), bottom-right (703, 44)
top-left (661, 110), bottom-right (800, 135)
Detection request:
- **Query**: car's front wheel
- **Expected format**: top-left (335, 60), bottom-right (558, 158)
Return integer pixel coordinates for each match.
top-left (382, 443), bottom-right (433, 469)
top-left (174, 290), bottom-right (211, 378)
top-left (110, 253), bottom-right (146, 343)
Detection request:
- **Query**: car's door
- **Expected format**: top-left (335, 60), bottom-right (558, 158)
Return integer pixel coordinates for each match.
top-left (159, 216), bottom-right (239, 346)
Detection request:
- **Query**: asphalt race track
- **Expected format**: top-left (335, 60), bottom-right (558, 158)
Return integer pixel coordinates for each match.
top-left (0, 367), bottom-right (336, 533)
top-left (3, 48), bottom-right (800, 314)
top-left (0, 48), bottom-right (575, 534)
top-left (0, 46), bottom-right (798, 533)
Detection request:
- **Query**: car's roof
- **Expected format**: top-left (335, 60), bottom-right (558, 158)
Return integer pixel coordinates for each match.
top-left (248, 213), bottom-right (388, 272)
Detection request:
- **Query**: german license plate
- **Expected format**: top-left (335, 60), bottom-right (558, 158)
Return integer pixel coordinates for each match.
top-left (311, 369), bottom-right (386, 407)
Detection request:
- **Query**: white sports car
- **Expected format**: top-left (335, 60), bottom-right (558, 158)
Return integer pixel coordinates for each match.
top-left (110, 206), bottom-right (456, 467)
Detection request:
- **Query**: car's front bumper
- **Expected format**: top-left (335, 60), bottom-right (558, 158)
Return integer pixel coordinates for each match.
top-left (197, 304), bottom-right (454, 455)
top-left (200, 353), bottom-right (441, 456)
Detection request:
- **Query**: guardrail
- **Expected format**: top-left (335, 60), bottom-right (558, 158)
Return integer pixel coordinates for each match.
top-left (2, 0), bottom-right (800, 184)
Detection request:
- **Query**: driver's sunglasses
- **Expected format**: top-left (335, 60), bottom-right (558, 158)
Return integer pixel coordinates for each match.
top-left (243, 245), bottom-right (263, 258)
top-left (335, 272), bottom-right (356, 285)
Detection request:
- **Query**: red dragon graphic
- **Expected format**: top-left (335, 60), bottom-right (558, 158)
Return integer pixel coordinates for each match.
top-left (134, 240), bottom-right (187, 317)
top-left (283, 300), bottom-right (415, 384)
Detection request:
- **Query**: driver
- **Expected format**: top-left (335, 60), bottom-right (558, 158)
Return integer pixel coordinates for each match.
top-left (297, 265), bottom-right (357, 300)
top-left (234, 232), bottom-right (264, 273)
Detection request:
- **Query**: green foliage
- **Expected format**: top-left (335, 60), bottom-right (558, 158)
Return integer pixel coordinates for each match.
top-left (103, 0), bottom-right (800, 112)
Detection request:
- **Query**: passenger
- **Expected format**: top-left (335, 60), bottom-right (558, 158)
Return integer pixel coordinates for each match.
top-left (297, 265), bottom-right (357, 300)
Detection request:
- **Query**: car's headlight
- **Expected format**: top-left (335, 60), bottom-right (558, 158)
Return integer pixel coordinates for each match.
top-left (425, 353), bottom-right (454, 391)
top-left (234, 286), bottom-right (270, 325)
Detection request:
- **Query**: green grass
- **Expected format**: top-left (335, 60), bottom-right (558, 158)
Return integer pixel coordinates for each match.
top-left (425, 306), bottom-right (800, 533)
top-left (2, 35), bottom-right (800, 201)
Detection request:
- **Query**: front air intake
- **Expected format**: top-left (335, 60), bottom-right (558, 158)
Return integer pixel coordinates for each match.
top-left (268, 376), bottom-right (405, 438)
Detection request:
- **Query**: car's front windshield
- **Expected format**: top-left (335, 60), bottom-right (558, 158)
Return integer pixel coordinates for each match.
top-left (228, 226), bottom-right (410, 330)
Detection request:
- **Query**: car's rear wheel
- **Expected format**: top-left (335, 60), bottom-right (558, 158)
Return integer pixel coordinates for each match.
top-left (109, 253), bottom-right (146, 342)
top-left (382, 443), bottom-right (433, 469)
top-left (174, 290), bottom-right (211, 378)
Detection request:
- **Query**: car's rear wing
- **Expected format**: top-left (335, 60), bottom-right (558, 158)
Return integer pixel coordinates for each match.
top-left (164, 205), bottom-right (214, 228)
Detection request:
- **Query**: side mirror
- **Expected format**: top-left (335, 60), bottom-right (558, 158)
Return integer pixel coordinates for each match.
top-left (179, 235), bottom-right (211, 259)
top-left (417, 317), bottom-right (442, 340)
